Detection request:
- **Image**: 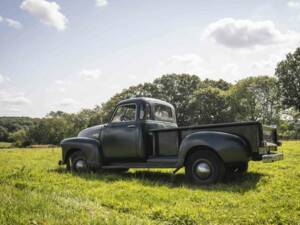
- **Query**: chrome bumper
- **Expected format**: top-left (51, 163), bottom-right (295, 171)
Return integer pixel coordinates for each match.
top-left (258, 142), bottom-right (284, 163)
top-left (262, 152), bottom-right (284, 163)
top-left (258, 142), bottom-right (278, 154)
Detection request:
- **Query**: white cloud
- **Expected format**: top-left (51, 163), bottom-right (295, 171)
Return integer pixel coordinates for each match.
top-left (288, 1), bottom-right (300, 9)
top-left (0, 91), bottom-right (31, 106)
top-left (5, 18), bottom-right (23, 29)
top-left (57, 98), bottom-right (77, 107)
top-left (251, 54), bottom-right (281, 71)
top-left (203, 18), bottom-right (290, 49)
top-left (0, 16), bottom-right (23, 29)
top-left (158, 53), bottom-right (206, 75)
top-left (221, 63), bottom-right (240, 78)
top-left (79, 69), bottom-right (101, 81)
top-left (96, 0), bottom-right (108, 7)
top-left (54, 79), bottom-right (71, 85)
top-left (20, 0), bottom-right (68, 31)
top-left (166, 54), bottom-right (203, 66)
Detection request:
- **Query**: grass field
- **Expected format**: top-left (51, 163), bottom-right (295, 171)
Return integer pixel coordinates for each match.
top-left (0, 142), bottom-right (299, 225)
top-left (0, 142), bottom-right (12, 149)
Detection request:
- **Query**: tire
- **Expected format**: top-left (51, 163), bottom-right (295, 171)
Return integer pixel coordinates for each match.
top-left (185, 150), bottom-right (225, 185)
top-left (67, 151), bottom-right (90, 173)
top-left (225, 162), bottom-right (248, 178)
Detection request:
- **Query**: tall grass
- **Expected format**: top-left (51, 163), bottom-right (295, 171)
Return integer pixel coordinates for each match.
top-left (0, 141), bottom-right (299, 224)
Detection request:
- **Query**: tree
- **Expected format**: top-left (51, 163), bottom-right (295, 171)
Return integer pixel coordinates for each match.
top-left (275, 48), bottom-right (300, 111)
top-left (189, 87), bottom-right (232, 124)
top-left (9, 129), bottom-right (30, 147)
top-left (0, 126), bottom-right (9, 141)
top-left (153, 74), bottom-right (200, 126)
top-left (200, 79), bottom-right (232, 90)
top-left (228, 76), bottom-right (280, 124)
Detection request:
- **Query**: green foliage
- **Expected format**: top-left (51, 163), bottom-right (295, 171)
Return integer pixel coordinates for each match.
top-left (0, 117), bottom-right (39, 133)
top-left (189, 87), bottom-right (232, 124)
top-left (278, 108), bottom-right (300, 139)
top-left (275, 48), bottom-right (300, 110)
top-left (0, 141), bottom-right (299, 224)
top-left (228, 76), bottom-right (280, 124)
top-left (0, 126), bottom-right (9, 141)
top-left (9, 129), bottom-right (30, 147)
top-left (200, 78), bottom-right (232, 90)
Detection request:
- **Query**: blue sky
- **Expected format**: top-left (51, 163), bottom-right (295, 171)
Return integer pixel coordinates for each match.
top-left (0, 0), bottom-right (300, 117)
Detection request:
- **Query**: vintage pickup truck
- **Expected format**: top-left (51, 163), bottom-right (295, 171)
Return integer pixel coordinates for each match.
top-left (60, 97), bottom-right (283, 185)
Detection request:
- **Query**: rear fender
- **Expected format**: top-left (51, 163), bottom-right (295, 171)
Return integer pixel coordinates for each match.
top-left (176, 131), bottom-right (250, 168)
top-left (60, 137), bottom-right (102, 169)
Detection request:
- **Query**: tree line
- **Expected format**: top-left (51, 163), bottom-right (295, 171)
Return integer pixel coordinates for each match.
top-left (1, 48), bottom-right (300, 147)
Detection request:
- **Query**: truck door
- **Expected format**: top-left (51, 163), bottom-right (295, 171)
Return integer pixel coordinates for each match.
top-left (101, 103), bottom-right (140, 160)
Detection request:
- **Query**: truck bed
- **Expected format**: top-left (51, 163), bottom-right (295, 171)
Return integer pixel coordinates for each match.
top-left (149, 121), bottom-right (263, 157)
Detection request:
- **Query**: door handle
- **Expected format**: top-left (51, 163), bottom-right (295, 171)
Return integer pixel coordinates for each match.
top-left (127, 125), bottom-right (136, 128)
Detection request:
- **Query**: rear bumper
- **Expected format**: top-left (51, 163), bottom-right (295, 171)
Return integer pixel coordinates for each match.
top-left (262, 152), bottom-right (284, 163)
top-left (258, 142), bottom-right (278, 154)
top-left (255, 142), bottom-right (284, 162)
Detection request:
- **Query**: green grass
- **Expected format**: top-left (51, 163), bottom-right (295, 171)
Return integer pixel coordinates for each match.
top-left (0, 142), bottom-right (12, 149)
top-left (0, 142), bottom-right (299, 225)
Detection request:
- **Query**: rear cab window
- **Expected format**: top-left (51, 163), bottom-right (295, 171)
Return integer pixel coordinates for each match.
top-left (154, 104), bottom-right (175, 123)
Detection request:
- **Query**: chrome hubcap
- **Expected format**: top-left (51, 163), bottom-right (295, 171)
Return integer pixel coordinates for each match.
top-left (74, 160), bottom-right (87, 171)
top-left (195, 162), bottom-right (211, 179)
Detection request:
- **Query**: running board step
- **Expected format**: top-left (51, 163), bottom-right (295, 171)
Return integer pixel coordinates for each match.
top-left (102, 161), bottom-right (177, 169)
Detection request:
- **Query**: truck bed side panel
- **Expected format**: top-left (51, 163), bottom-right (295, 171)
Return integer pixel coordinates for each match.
top-left (151, 122), bottom-right (262, 156)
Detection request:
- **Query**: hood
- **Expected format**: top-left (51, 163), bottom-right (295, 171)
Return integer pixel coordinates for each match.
top-left (78, 124), bottom-right (107, 139)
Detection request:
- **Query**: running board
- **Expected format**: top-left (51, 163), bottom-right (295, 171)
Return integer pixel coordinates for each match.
top-left (102, 161), bottom-right (177, 169)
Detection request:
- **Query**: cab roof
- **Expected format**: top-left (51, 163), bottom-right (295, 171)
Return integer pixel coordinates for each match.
top-left (117, 97), bottom-right (174, 109)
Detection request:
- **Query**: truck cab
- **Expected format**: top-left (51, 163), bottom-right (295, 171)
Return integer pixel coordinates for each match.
top-left (60, 97), bottom-right (283, 185)
top-left (99, 98), bottom-right (177, 161)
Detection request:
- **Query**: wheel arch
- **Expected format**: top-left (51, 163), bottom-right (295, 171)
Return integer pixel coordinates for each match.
top-left (60, 137), bottom-right (102, 170)
top-left (184, 145), bottom-right (224, 166)
top-left (176, 131), bottom-right (250, 168)
top-left (64, 148), bottom-right (82, 164)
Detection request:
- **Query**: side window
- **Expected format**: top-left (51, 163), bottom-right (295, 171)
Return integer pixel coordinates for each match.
top-left (112, 104), bottom-right (136, 122)
top-left (154, 104), bottom-right (174, 122)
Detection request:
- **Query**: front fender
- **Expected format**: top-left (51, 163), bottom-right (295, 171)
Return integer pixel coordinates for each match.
top-left (60, 137), bottom-right (102, 169)
top-left (176, 131), bottom-right (250, 167)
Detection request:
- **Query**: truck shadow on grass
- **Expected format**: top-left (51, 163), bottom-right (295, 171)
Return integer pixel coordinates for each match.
top-left (52, 168), bottom-right (265, 193)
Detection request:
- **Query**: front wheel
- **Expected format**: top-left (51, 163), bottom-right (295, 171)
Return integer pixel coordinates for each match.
top-left (185, 150), bottom-right (225, 185)
top-left (67, 151), bottom-right (90, 173)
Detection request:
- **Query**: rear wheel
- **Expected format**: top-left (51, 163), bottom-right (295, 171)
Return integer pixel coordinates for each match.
top-left (185, 150), bottom-right (225, 185)
top-left (67, 151), bottom-right (90, 173)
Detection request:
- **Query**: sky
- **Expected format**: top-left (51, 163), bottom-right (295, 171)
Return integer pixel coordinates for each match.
top-left (0, 0), bottom-right (299, 117)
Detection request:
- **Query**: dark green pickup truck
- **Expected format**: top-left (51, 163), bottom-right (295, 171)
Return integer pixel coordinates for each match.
top-left (60, 97), bottom-right (283, 185)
